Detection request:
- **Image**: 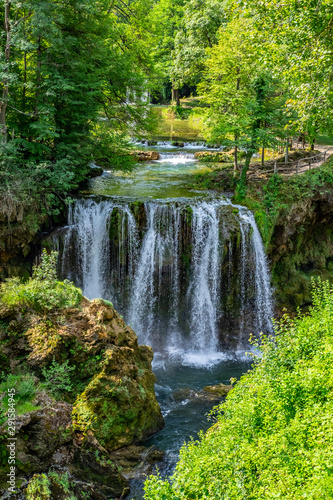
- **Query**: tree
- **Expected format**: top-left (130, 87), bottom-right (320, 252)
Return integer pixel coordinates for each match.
top-left (172, 0), bottom-right (227, 88)
top-left (199, 17), bottom-right (288, 183)
top-left (237, 0), bottom-right (333, 142)
top-left (0, 0), bottom-right (156, 228)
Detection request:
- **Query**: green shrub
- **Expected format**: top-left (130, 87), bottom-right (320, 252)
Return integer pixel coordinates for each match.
top-left (0, 250), bottom-right (82, 312)
top-left (0, 373), bottom-right (40, 415)
top-left (41, 359), bottom-right (75, 399)
top-left (145, 279), bottom-right (333, 499)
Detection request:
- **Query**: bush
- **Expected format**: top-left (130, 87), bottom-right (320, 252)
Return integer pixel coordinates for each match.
top-left (145, 279), bottom-right (333, 499)
top-left (41, 359), bottom-right (75, 399)
top-left (0, 250), bottom-right (82, 312)
top-left (0, 373), bottom-right (40, 415)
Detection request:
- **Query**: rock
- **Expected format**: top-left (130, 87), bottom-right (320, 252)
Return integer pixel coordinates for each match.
top-left (202, 383), bottom-right (233, 398)
top-left (0, 393), bottom-right (73, 477)
top-left (0, 297), bottom-right (164, 498)
top-left (172, 383), bottom-right (233, 403)
top-left (147, 140), bottom-right (158, 146)
top-left (72, 343), bottom-right (164, 450)
top-left (88, 164), bottom-right (104, 178)
top-left (194, 151), bottom-right (233, 162)
top-left (110, 444), bottom-right (165, 479)
top-left (171, 141), bottom-right (184, 147)
top-left (130, 150), bottom-right (160, 161)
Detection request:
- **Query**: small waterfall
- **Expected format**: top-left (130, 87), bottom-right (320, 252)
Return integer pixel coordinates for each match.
top-left (58, 197), bottom-right (274, 362)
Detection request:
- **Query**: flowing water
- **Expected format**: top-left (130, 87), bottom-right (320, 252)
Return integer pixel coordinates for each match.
top-left (53, 141), bottom-right (274, 497)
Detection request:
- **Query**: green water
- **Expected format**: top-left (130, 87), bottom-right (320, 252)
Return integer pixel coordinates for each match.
top-left (87, 146), bottom-right (213, 199)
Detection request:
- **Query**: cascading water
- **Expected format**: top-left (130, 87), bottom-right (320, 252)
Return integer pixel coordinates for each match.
top-left (58, 196), bottom-right (273, 363)
top-left (49, 145), bottom-right (275, 499)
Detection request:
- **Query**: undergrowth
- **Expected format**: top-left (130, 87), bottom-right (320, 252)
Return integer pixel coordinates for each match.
top-left (144, 279), bottom-right (333, 499)
top-left (0, 250), bottom-right (82, 312)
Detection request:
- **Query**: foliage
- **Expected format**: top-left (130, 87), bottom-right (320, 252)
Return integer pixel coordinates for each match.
top-left (172, 0), bottom-right (227, 87)
top-left (0, 250), bottom-right (82, 311)
top-left (41, 359), bottom-right (75, 399)
top-left (0, 373), bottom-right (40, 415)
top-left (145, 279), bottom-right (333, 499)
top-left (237, 0), bottom-right (333, 141)
top-left (0, 0), bottom-right (156, 229)
top-left (25, 474), bottom-right (51, 500)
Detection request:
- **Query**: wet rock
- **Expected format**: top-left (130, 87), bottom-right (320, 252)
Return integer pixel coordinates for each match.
top-left (88, 164), bottom-right (104, 178)
top-left (110, 444), bottom-right (165, 479)
top-left (171, 141), bottom-right (184, 147)
top-left (130, 150), bottom-right (160, 161)
top-left (172, 383), bottom-right (233, 403)
top-left (202, 383), bottom-right (233, 398)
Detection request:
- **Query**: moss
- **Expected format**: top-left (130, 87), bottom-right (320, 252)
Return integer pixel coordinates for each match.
top-left (108, 207), bottom-right (122, 244)
top-left (72, 346), bottom-right (164, 450)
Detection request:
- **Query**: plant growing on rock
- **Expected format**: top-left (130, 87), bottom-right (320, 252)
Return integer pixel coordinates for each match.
top-left (0, 250), bottom-right (82, 312)
top-left (41, 359), bottom-right (75, 399)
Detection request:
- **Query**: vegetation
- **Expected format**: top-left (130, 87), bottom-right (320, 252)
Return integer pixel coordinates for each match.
top-left (0, 0), bottom-right (156, 232)
top-left (145, 280), bottom-right (333, 499)
top-left (0, 373), bottom-right (40, 415)
top-left (0, 249), bottom-right (82, 311)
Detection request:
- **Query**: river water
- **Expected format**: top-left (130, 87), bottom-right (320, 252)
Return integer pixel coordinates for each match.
top-left (54, 141), bottom-right (273, 498)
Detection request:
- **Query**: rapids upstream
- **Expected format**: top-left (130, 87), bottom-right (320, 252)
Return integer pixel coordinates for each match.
top-left (52, 141), bottom-right (274, 498)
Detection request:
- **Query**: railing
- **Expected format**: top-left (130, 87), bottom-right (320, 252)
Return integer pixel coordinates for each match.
top-left (253, 150), bottom-right (329, 177)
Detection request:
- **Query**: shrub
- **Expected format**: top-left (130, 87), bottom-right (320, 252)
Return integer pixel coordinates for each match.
top-left (0, 250), bottom-right (82, 312)
top-left (145, 279), bottom-right (333, 499)
top-left (0, 373), bottom-right (39, 415)
top-left (41, 359), bottom-right (75, 399)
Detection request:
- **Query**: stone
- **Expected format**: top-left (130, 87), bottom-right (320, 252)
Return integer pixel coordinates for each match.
top-left (129, 150), bottom-right (160, 161)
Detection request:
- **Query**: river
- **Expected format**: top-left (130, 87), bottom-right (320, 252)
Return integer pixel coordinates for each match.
top-left (53, 140), bottom-right (273, 498)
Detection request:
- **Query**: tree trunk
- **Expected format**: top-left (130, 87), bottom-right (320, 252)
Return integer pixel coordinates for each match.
top-left (239, 149), bottom-right (252, 190)
top-left (0, 1), bottom-right (11, 142)
top-left (35, 38), bottom-right (42, 118)
top-left (175, 88), bottom-right (180, 107)
top-left (172, 82), bottom-right (180, 106)
top-left (234, 75), bottom-right (240, 173)
top-left (261, 147), bottom-right (265, 167)
top-left (234, 133), bottom-right (238, 172)
top-left (285, 138), bottom-right (289, 163)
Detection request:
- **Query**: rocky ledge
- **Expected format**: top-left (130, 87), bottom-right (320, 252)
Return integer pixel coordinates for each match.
top-left (129, 150), bottom-right (160, 161)
top-left (0, 298), bottom-right (164, 499)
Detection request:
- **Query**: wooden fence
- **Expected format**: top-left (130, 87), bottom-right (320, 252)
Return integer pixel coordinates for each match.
top-left (257, 150), bottom-right (328, 176)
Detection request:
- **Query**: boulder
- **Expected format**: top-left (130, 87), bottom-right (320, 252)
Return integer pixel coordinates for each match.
top-left (130, 150), bottom-right (160, 161)
top-left (172, 383), bottom-right (233, 403)
top-left (0, 297), bottom-right (164, 498)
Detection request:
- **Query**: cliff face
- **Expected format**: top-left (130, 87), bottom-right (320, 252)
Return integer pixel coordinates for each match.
top-left (0, 298), bottom-right (164, 499)
top-left (268, 190), bottom-right (333, 309)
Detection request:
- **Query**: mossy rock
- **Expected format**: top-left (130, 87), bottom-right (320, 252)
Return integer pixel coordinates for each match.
top-left (72, 345), bottom-right (164, 450)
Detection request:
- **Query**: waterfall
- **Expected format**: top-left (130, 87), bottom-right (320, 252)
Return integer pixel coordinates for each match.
top-left (58, 197), bottom-right (274, 362)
